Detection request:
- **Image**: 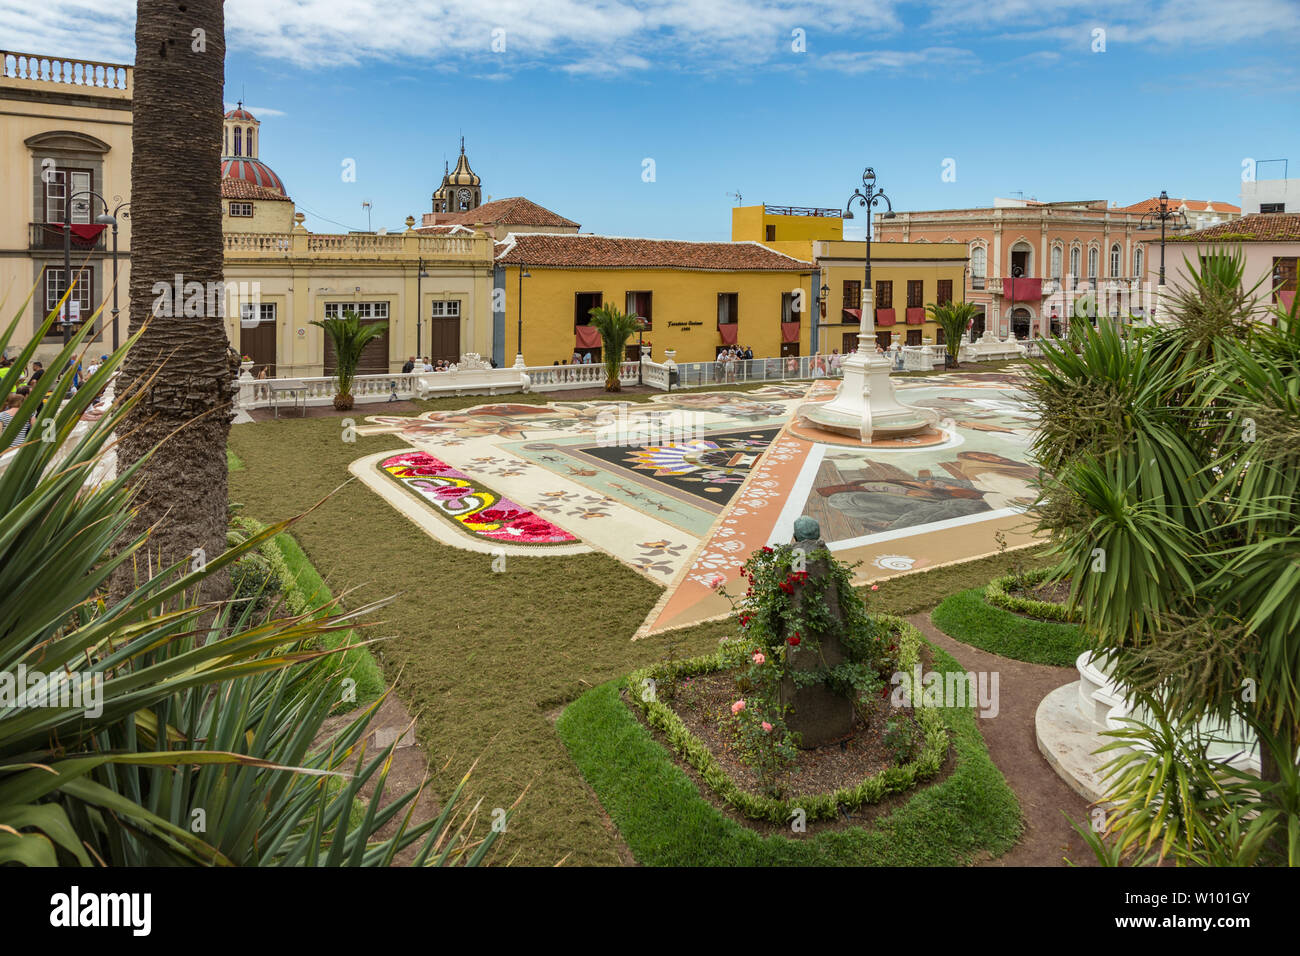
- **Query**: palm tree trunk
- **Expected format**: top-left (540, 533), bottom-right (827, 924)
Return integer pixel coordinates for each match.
top-left (113, 0), bottom-right (232, 602)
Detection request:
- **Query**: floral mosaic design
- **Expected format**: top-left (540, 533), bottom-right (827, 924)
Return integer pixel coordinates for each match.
top-left (380, 452), bottom-right (577, 545)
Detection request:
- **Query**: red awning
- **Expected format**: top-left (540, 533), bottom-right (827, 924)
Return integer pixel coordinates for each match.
top-left (875, 308), bottom-right (896, 327)
top-left (718, 322), bottom-right (738, 345)
top-left (781, 321), bottom-right (800, 343)
top-left (574, 325), bottom-right (601, 349)
top-left (842, 308), bottom-right (861, 321)
top-left (1002, 277), bottom-right (1042, 302)
top-left (905, 307), bottom-right (926, 325)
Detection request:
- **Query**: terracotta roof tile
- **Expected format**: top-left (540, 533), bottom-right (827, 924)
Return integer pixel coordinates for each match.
top-left (1120, 196), bottom-right (1241, 214)
top-left (1169, 212), bottom-right (1300, 243)
top-left (494, 233), bottom-right (812, 271)
top-left (436, 196), bottom-right (579, 228)
top-left (221, 178), bottom-right (292, 202)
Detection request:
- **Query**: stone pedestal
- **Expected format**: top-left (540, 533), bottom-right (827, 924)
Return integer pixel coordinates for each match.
top-left (777, 536), bottom-right (855, 748)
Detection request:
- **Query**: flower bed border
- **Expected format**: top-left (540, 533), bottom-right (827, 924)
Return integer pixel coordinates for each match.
top-left (625, 614), bottom-right (948, 824)
top-left (985, 567), bottom-right (1080, 623)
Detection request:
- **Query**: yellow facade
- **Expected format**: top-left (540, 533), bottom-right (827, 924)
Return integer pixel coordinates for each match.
top-left (500, 264), bottom-right (814, 366)
top-left (731, 204), bottom-right (844, 261)
top-left (0, 53), bottom-right (134, 363)
top-left (815, 240), bottom-right (969, 352)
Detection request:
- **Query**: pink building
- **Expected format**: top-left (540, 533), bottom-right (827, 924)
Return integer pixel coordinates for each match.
top-left (1165, 212), bottom-right (1300, 322)
top-left (875, 197), bottom-right (1231, 337)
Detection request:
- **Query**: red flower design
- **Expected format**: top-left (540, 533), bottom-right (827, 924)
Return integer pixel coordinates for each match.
top-left (787, 635), bottom-right (801, 646)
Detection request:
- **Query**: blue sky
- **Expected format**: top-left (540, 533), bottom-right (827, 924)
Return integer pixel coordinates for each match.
top-left (7, 0), bottom-right (1299, 238)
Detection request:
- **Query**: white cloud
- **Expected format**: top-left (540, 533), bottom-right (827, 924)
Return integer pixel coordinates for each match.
top-left (816, 46), bottom-right (978, 74)
top-left (224, 102), bottom-right (286, 117)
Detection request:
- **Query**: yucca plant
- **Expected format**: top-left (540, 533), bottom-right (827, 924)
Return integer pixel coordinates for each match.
top-left (587, 304), bottom-right (641, 391)
top-left (0, 292), bottom-right (510, 866)
top-left (925, 300), bottom-right (980, 367)
top-left (1027, 253), bottom-right (1299, 866)
top-left (311, 309), bottom-right (385, 410)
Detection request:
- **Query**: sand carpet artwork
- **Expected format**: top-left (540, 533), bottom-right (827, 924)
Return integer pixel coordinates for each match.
top-left (346, 371), bottom-right (1045, 634)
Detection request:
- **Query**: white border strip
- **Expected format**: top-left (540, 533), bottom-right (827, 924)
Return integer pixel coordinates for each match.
top-left (827, 506), bottom-right (1028, 551)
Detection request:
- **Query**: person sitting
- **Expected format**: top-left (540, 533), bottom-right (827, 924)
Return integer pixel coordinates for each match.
top-left (571, 350), bottom-right (581, 365)
top-left (581, 351), bottom-right (593, 364)
top-left (422, 357), bottom-right (434, 372)
top-left (0, 393), bottom-right (32, 449)
top-left (402, 355), bottom-right (416, 374)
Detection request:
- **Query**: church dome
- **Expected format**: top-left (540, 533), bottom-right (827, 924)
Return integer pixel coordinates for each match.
top-left (447, 143), bottom-right (480, 187)
top-left (224, 106), bottom-right (256, 121)
top-left (222, 157), bottom-right (285, 194)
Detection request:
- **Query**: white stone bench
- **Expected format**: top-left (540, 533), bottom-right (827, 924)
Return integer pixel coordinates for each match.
top-left (415, 367), bottom-right (530, 398)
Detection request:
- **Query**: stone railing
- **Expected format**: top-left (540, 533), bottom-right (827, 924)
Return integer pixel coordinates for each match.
top-left (223, 231), bottom-right (492, 262)
top-left (521, 361), bottom-right (639, 391)
top-left (239, 372), bottom-right (417, 409)
top-left (1, 51), bottom-right (131, 95)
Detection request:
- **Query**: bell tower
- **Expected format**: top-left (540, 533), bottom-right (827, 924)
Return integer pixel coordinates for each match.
top-left (445, 137), bottom-right (482, 212)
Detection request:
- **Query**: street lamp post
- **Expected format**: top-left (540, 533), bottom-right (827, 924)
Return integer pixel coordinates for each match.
top-left (1137, 190), bottom-right (1190, 322)
top-left (415, 257), bottom-right (428, 358)
top-left (843, 168), bottom-right (895, 355)
top-left (64, 189), bottom-right (120, 345)
top-left (1009, 264), bottom-right (1023, 339)
top-left (97, 200), bottom-right (129, 352)
top-left (514, 265), bottom-right (530, 369)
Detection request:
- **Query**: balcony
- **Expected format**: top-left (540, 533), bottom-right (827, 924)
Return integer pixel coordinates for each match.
top-left (2, 51), bottom-right (131, 98)
top-left (29, 222), bottom-right (106, 252)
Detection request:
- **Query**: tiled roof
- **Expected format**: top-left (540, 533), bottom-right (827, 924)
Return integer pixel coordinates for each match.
top-left (221, 178), bottom-right (292, 202)
top-left (221, 157), bottom-right (286, 194)
top-left (495, 233), bottom-right (812, 270)
top-left (1169, 212), bottom-right (1300, 243)
top-left (437, 196), bottom-right (579, 228)
top-left (1120, 196), bottom-right (1241, 214)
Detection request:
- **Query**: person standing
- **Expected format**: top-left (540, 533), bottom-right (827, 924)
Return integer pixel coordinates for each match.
top-left (0, 393), bottom-right (32, 449)
top-left (402, 356), bottom-right (416, 374)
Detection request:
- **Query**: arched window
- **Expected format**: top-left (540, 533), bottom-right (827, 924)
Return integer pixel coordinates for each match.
top-left (1051, 246), bottom-right (1062, 280)
top-left (246, 127), bottom-right (255, 156)
top-left (1069, 246), bottom-right (1081, 279)
top-left (234, 127), bottom-right (242, 157)
top-left (1134, 246), bottom-right (1144, 278)
top-left (1088, 247), bottom-right (1099, 281)
top-left (1110, 243), bottom-right (1122, 277)
top-left (971, 245), bottom-right (986, 288)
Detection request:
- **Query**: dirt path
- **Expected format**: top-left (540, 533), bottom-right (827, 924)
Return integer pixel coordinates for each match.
top-left (906, 613), bottom-right (1096, 867)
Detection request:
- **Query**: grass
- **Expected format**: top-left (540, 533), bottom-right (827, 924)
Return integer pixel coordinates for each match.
top-left (227, 385), bottom-right (1044, 865)
top-left (227, 448), bottom-right (244, 471)
top-left (931, 588), bottom-right (1091, 667)
top-left (555, 641), bottom-right (1022, 865)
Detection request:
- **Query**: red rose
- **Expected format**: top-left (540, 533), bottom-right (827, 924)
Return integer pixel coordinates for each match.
top-left (788, 635), bottom-right (801, 646)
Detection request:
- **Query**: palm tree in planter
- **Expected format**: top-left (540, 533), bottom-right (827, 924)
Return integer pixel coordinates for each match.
top-left (313, 309), bottom-right (385, 410)
top-left (588, 304), bottom-right (641, 392)
top-left (926, 301), bottom-right (981, 367)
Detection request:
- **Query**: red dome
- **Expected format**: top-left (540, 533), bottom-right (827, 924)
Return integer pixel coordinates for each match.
top-left (225, 107), bottom-right (256, 121)
top-left (221, 158), bottom-right (284, 194)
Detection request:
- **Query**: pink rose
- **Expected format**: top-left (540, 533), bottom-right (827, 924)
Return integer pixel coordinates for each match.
top-left (752, 651), bottom-right (766, 665)
top-left (871, 584), bottom-right (879, 591)
top-left (761, 722), bottom-right (773, 733)
top-left (731, 699), bottom-right (746, 715)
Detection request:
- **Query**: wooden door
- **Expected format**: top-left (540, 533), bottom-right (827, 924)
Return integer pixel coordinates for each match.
top-left (324, 320), bottom-right (390, 375)
top-left (429, 314), bottom-right (460, 364)
top-left (240, 320), bottom-right (277, 378)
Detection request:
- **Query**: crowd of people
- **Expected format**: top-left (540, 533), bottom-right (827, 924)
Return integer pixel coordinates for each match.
top-left (401, 355), bottom-right (499, 373)
top-left (0, 353), bottom-right (113, 451)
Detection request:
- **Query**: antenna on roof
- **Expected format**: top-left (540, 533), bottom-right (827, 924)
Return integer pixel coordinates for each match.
top-left (727, 190), bottom-right (743, 206)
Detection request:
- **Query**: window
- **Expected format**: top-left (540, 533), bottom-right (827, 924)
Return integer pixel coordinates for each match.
top-left (430, 300), bottom-right (460, 317)
top-left (971, 246), bottom-right (986, 288)
top-left (324, 301), bottom-right (389, 320)
top-left (1051, 246), bottom-right (1062, 280)
top-left (781, 292), bottom-right (800, 323)
top-left (937, 279), bottom-right (953, 305)
top-left (234, 127), bottom-right (242, 157)
top-left (44, 168), bottom-right (92, 224)
top-left (1070, 246), bottom-right (1081, 279)
top-left (842, 279), bottom-right (861, 309)
top-left (626, 291), bottom-right (652, 330)
top-left (875, 280), bottom-right (893, 309)
top-left (247, 127), bottom-right (254, 156)
top-left (1134, 246), bottom-right (1144, 278)
top-left (906, 328), bottom-right (922, 346)
top-left (1010, 246), bottom-right (1030, 276)
top-left (906, 280), bottom-right (923, 308)
top-left (1261, 202), bottom-right (1285, 214)
top-left (765, 224), bottom-right (776, 242)
top-left (45, 266), bottom-right (94, 333)
top-left (1110, 243), bottom-right (1122, 277)
top-left (1274, 257), bottom-right (1298, 301)
top-left (717, 292), bottom-right (739, 324)
top-left (1087, 247), bottom-right (1099, 281)
top-left (574, 292), bottom-right (602, 326)
top-left (229, 202), bottom-right (253, 217)
top-left (240, 302), bottom-right (276, 324)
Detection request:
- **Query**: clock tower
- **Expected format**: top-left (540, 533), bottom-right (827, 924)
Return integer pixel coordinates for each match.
top-left (432, 138), bottom-right (482, 215)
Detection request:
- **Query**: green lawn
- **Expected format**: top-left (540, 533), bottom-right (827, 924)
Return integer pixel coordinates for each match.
top-left (556, 640), bottom-right (1022, 865)
top-left (227, 387), bottom-right (1048, 865)
top-left (931, 588), bottom-right (1091, 667)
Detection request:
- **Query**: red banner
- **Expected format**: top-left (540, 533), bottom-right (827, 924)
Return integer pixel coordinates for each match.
top-left (574, 325), bottom-right (602, 349)
top-left (781, 322), bottom-right (800, 343)
top-left (47, 222), bottom-right (107, 247)
top-left (718, 322), bottom-right (738, 345)
top-left (1002, 277), bottom-right (1042, 302)
top-left (1280, 291), bottom-right (1296, 312)
top-left (842, 308), bottom-right (861, 321)
top-left (905, 307), bottom-right (926, 325)
top-left (875, 308), bottom-right (896, 327)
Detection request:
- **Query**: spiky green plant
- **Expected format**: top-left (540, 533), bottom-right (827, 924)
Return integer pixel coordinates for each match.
top-left (0, 292), bottom-right (510, 866)
top-left (925, 300), bottom-right (981, 367)
top-left (311, 309), bottom-right (386, 410)
top-left (587, 303), bottom-right (641, 391)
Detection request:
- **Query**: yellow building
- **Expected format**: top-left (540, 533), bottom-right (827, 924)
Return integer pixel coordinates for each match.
top-left (0, 52), bottom-right (133, 363)
top-left (494, 234), bottom-right (814, 366)
top-left (732, 202), bottom-right (969, 352)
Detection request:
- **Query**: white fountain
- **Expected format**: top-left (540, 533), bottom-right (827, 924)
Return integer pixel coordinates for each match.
top-left (799, 289), bottom-right (939, 441)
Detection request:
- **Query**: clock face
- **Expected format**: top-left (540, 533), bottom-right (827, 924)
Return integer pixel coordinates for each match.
top-left (458, 189), bottom-right (471, 202)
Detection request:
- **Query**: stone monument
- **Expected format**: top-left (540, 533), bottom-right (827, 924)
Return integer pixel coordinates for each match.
top-left (778, 517), bottom-right (856, 748)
